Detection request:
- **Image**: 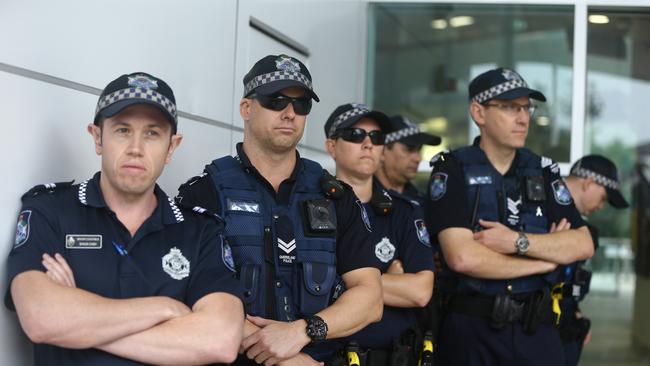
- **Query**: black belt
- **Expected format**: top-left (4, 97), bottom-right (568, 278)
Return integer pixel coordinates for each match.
top-left (446, 292), bottom-right (553, 323)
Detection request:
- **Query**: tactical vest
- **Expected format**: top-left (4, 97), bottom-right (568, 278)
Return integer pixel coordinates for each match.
top-left (205, 156), bottom-right (337, 321)
top-left (450, 145), bottom-right (559, 295)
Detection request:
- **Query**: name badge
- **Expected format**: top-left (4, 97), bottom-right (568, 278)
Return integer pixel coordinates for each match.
top-left (66, 234), bottom-right (102, 249)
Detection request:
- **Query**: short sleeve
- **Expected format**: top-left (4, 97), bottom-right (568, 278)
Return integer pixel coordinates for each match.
top-left (186, 224), bottom-right (243, 308)
top-left (544, 166), bottom-right (587, 229)
top-left (5, 206), bottom-right (60, 310)
top-left (335, 189), bottom-right (381, 275)
top-left (424, 156), bottom-right (472, 236)
top-left (396, 204), bottom-right (435, 274)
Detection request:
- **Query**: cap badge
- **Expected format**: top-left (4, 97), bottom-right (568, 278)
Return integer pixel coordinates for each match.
top-left (128, 75), bottom-right (159, 89)
top-left (275, 55), bottom-right (301, 72)
top-left (502, 68), bottom-right (523, 82)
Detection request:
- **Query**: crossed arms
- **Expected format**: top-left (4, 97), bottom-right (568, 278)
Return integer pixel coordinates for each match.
top-left (441, 218), bottom-right (594, 279)
top-left (11, 253), bottom-right (244, 365)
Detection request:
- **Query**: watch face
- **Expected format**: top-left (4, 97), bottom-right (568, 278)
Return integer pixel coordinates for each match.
top-left (517, 234), bottom-right (529, 254)
top-left (306, 316), bottom-right (328, 342)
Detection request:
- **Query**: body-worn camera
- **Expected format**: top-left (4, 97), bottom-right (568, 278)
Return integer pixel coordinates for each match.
top-left (303, 198), bottom-right (337, 234)
top-left (525, 176), bottom-right (546, 202)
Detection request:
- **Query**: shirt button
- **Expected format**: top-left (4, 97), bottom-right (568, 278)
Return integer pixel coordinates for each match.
top-left (276, 281), bottom-right (283, 288)
top-left (507, 284), bottom-right (513, 292)
top-left (244, 290), bottom-right (252, 297)
top-left (315, 285), bottom-right (321, 293)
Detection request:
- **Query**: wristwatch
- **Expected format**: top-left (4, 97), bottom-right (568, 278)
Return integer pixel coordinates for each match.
top-left (515, 232), bottom-right (530, 255)
top-left (305, 315), bottom-right (328, 343)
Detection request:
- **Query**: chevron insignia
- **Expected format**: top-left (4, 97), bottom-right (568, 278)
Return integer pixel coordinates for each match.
top-left (278, 238), bottom-right (296, 254)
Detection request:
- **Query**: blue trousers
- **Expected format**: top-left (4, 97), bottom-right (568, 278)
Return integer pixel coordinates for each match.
top-left (563, 340), bottom-right (581, 366)
top-left (437, 313), bottom-right (564, 366)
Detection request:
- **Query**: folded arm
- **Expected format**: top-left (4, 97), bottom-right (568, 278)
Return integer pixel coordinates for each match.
top-left (382, 262), bottom-right (433, 308)
top-left (440, 227), bottom-right (557, 279)
top-left (11, 270), bottom-right (189, 349)
top-left (98, 292), bottom-right (244, 365)
top-left (473, 219), bottom-right (594, 264)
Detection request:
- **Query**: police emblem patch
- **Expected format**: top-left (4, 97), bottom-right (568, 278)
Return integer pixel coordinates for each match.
top-left (552, 179), bottom-right (573, 205)
top-left (414, 219), bottom-right (431, 247)
top-left (356, 200), bottom-right (372, 232)
top-left (162, 247), bottom-right (190, 280)
top-left (14, 210), bottom-right (32, 249)
top-left (429, 173), bottom-right (448, 201)
top-left (502, 68), bottom-right (522, 81)
top-left (275, 55), bottom-right (301, 72)
top-left (375, 237), bottom-right (396, 263)
top-left (222, 239), bottom-right (235, 272)
top-left (127, 74), bottom-right (158, 89)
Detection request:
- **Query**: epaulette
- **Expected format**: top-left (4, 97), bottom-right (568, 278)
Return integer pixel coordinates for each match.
top-left (540, 155), bottom-right (560, 174)
top-left (178, 172), bottom-right (208, 191)
top-left (177, 201), bottom-right (225, 230)
top-left (429, 150), bottom-right (451, 169)
top-left (22, 180), bottom-right (74, 199)
top-left (387, 189), bottom-right (421, 209)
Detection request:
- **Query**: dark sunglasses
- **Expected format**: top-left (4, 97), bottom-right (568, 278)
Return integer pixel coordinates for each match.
top-left (333, 128), bottom-right (386, 145)
top-left (251, 93), bottom-right (312, 115)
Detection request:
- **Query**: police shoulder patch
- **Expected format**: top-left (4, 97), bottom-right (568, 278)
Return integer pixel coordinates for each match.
top-left (14, 210), bottom-right (32, 249)
top-left (414, 219), bottom-right (431, 247)
top-left (551, 179), bottom-right (573, 205)
top-left (429, 173), bottom-right (448, 201)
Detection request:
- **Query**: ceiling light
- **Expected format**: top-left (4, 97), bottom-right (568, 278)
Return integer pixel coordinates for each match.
top-left (449, 16), bottom-right (475, 28)
top-left (430, 19), bottom-right (448, 29)
top-left (588, 14), bottom-right (609, 24)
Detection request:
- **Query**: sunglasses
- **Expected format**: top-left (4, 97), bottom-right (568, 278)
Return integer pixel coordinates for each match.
top-left (333, 128), bottom-right (386, 145)
top-left (251, 93), bottom-right (312, 115)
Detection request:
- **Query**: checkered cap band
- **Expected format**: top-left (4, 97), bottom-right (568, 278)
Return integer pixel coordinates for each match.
top-left (95, 87), bottom-right (177, 122)
top-left (244, 70), bottom-right (313, 96)
top-left (473, 79), bottom-right (528, 104)
top-left (386, 127), bottom-right (421, 144)
top-left (328, 107), bottom-right (370, 138)
top-left (571, 167), bottom-right (619, 190)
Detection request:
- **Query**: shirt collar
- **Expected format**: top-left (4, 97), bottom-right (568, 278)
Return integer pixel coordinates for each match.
top-left (235, 142), bottom-right (301, 182)
top-left (78, 172), bottom-right (184, 225)
top-left (472, 136), bottom-right (520, 177)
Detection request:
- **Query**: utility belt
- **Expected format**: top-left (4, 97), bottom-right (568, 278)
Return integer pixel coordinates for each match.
top-left (327, 328), bottom-right (434, 366)
top-left (444, 288), bottom-right (554, 334)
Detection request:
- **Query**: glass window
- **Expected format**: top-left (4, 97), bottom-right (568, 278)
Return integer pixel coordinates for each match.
top-left (368, 3), bottom-right (574, 165)
top-left (586, 8), bottom-right (650, 239)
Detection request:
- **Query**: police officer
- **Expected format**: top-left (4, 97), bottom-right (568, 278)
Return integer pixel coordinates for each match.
top-left (376, 115), bottom-right (444, 349)
top-left (6, 72), bottom-right (244, 365)
top-left (176, 55), bottom-right (383, 365)
top-left (424, 67), bottom-right (595, 365)
top-left (560, 155), bottom-right (629, 365)
top-left (324, 104), bottom-right (435, 365)
top-left (376, 115), bottom-right (441, 204)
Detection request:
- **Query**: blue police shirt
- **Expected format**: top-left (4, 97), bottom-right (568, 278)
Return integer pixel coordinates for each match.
top-left (346, 180), bottom-right (435, 349)
top-left (6, 172), bottom-right (242, 366)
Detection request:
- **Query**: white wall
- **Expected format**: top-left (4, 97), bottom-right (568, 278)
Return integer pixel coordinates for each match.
top-left (0, 0), bottom-right (367, 363)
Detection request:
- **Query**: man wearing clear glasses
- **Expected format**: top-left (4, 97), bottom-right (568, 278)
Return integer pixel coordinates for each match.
top-left (324, 104), bottom-right (435, 365)
top-left (176, 55), bottom-right (383, 365)
top-left (424, 68), bottom-right (594, 365)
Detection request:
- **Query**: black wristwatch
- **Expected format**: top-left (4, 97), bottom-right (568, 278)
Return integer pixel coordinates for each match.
top-left (305, 315), bottom-right (328, 343)
top-left (515, 232), bottom-right (530, 255)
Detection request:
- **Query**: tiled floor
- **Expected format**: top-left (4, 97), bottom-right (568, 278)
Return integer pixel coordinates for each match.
top-left (579, 276), bottom-right (650, 366)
